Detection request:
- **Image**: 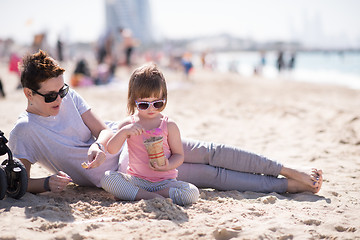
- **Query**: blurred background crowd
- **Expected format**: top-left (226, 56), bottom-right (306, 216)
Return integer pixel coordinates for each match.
top-left (0, 0), bottom-right (360, 97)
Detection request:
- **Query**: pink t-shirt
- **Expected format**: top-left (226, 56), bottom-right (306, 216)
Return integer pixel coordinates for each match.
top-left (126, 115), bottom-right (177, 182)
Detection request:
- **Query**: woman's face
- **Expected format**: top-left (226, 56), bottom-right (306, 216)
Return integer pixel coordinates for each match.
top-left (25, 75), bottom-right (66, 117)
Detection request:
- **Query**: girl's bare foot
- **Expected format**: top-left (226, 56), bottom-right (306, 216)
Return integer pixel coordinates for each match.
top-left (281, 167), bottom-right (323, 192)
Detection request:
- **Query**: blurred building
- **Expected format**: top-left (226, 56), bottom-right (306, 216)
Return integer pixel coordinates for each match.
top-left (105, 0), bottom-right (153, 44)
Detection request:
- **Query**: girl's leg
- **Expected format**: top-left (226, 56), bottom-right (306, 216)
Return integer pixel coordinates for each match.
top-left (101, 170), bottom-right (138, 200)
top-left (177, 163), bottom-right (288, 193)
top-left (131, 178), bottom-right (199, 205)
top-left (164, 180), bottom-right (199, 205)
top-left (182, 138), bottom-right (283, 176)
top-left (101, 170), bottom-right (164, 201)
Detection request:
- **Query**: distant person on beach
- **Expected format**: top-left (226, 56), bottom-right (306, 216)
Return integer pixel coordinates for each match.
top-left (32, 33), bottom-right (49, 53)
top-left (8, 52), bottom-right (22, 89)
top-left (0, 77), bottom-right (5, 97)
top-left (56, 37), bottom-right (64, 62)
top-left (96, 29), bottom-right (114, 64)
top-left (9, 50), bottom-right (322, 197)
top-left (100, 63), bottom-right (199, 205)
top-left (288, 52), bottom-right (296, 70)
top-left (254, 51), bottom-right (267, 75)
top-left (200, 51), bottom-right (208, 69)
top-left (276, 51), bottom-right (285, 72)
top-left (181, 52), bottom-right (193, 80)
top-left (119, 28), bottom-right (139, 67)
top-left (260, 51), bottom-right (266, 66)
top-left (70, 59), bottom-right (94, 87)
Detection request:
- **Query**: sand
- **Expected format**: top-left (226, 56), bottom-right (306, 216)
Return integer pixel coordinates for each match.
top-left (0, 62), bottom-right (359, 240)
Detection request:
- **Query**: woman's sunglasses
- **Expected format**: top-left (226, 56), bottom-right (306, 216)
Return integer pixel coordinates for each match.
top-left (135, 99), bottom-right (166, 110)
top-left (31, 83), bottom-right (69, 103)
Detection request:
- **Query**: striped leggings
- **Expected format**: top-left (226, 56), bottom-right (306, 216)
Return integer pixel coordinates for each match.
top-left (101, 170), bottom-right (199, 205)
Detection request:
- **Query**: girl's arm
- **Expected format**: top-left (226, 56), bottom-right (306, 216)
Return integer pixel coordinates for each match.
top-left (155, 119), bottom-right (184, 171)
top-left (107, 119), bottom-right (145, 154)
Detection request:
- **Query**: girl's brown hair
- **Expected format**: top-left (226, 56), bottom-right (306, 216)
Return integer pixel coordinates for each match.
top-left (127, 63), bottom-right (167, 115)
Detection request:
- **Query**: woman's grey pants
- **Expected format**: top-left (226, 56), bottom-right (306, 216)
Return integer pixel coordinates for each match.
top-left (177, 138), bottom-right (288, 193)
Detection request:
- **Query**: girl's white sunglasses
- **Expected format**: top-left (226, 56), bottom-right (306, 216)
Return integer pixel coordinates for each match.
top-left (135, 99), bottom-right (166, 110)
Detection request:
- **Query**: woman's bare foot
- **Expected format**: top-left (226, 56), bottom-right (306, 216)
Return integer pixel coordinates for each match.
top-left (286, 179), bottom-right (313, 193)
top-left (281, 167), bottom-right (323, 192)
top-left (312, 169), bottom-right (323, 193)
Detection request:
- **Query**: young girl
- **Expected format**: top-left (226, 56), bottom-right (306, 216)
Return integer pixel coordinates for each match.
top-left (101, 63), bottom-right (199, 205)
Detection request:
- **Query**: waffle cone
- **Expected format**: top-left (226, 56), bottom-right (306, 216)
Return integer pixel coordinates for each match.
top-left (143, 136), bottom-right (166, 166)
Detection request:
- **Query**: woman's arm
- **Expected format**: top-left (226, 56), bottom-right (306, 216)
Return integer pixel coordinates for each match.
top-left (81, 109), bottom-right (114, 168)
top-left (20, 158), bottom-right (72, 193)
top-left (82, 109), bottom-right (113, 146)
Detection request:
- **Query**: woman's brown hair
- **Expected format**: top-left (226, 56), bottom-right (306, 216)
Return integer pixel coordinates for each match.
top-left (20, 50), bottom-right (65, 90)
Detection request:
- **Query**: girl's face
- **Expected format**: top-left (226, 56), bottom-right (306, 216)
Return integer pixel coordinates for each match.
top-left (135, 96), bottom-right (166, 119)
top-left (25, 75), bottom-right (67, 117)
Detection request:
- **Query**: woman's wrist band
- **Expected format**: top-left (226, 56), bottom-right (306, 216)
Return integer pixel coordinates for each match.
top-left (95, 142), bottom-right (105, 152)
top-left (44, 176), bottom-right (51, 191)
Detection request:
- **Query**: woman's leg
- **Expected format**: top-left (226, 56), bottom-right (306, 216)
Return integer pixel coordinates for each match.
top-left (181, 138), bottom-right (322, 193)
top-left (182, 138), bottom-right (282, 176)
top-left (177, 163), bottom-right (288, 193)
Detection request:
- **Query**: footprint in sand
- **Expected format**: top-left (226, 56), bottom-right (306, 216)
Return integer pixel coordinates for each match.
top-left (261, 195), bottom-right (277, 204)
top-left (331, 191), bottom-right (340, 197)
top-left (278, 234), bottom-right (294, 240)
top-left (335, 225), bottom-right (357, 232)
top-left (301, 219), bottom-right (321, 226)
top-left (213, 228), bottom-right (239, 240)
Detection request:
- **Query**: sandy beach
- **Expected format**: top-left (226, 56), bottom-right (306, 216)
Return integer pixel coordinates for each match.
top-left (0, 62), bottom-right (359, 240)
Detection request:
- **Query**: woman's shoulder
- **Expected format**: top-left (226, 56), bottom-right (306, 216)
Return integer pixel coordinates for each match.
top-left (10, 112), bottom-right (33, 136)
top-left (66, 88), bottom-right (86, 102)
top-left (13, 112), bottom-right (30, 127)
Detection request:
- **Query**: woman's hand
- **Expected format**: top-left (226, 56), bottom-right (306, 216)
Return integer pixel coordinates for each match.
top-left (49, 171), bottom-right (72, 193)
top-left (86, 142), bottom-right (106, 169)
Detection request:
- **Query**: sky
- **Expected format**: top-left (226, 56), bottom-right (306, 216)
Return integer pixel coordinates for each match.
top-left (1, 0), bottom-right (360, 48)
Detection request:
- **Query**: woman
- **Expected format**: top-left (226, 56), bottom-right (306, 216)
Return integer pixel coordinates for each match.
top-left (9, 50), bottom-right (322, 195)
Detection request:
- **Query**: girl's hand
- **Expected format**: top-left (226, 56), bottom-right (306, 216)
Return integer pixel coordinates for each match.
top-left (122, 123), bottom-right (145, 137)
top-left (149, 158), bottom-right (170, 171)
top-left (49, 171), bottom-right (72, 193)
top-left (86, 142), bottom-right (106, 169)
